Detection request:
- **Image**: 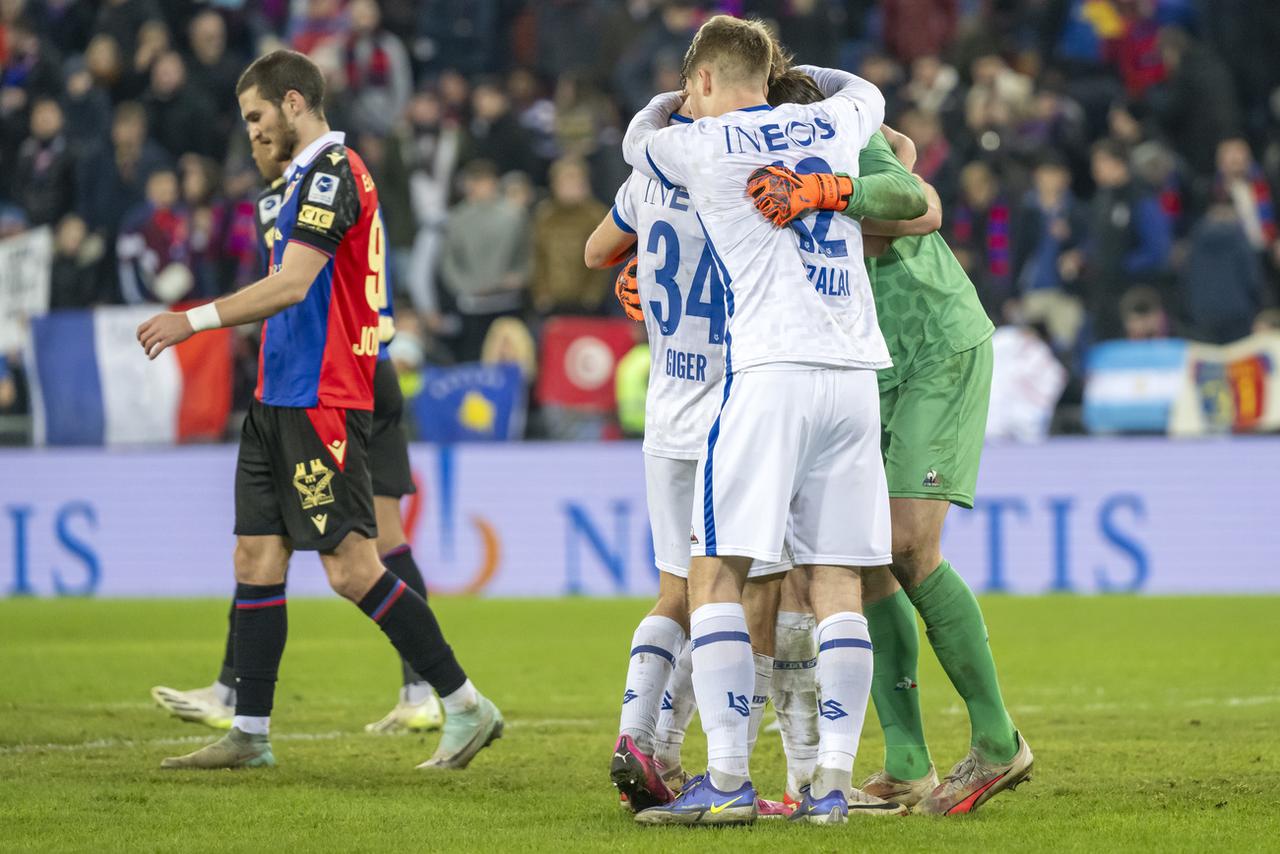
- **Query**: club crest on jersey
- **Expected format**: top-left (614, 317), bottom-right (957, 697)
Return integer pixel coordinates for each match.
top-left (923, 468), bottom-right (941, 488)
top-left (308, 174), bottom-right (339, 205)
top-left (293, 458), bottom-right (335, 509)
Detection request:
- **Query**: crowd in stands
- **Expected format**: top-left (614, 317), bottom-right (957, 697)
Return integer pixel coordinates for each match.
top-left (2, 0), bottom-right (1279, 439)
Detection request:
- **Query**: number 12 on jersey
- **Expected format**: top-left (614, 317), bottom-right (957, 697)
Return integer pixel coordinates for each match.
top-left (644, 219), bottom-right (725, 345)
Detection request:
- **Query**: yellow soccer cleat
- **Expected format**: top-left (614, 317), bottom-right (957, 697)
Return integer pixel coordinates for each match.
top-left (151, 685), bottom-right (233, 730)
top-left (365, 692), bottom-right (444, 734)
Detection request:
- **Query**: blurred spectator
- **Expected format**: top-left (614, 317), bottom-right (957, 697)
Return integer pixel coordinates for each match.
top-left (1182, 204), bottom-right (1264, 344)
top-left (118, 18), bottom-right (169, 102)
top-left (48, 212), bottom-right (105, 308)
top-left (613, 0), bottom-right (699, 113)
top-left (399, 89), bottom-right (461, 315)
top-left (344, 0), bottom-right (412, 137)
top-left (897, 107), bottom-right (957, 200)
top-left (185, 10), bottom-right (241, 137)
top-left (82, 33), bottom-right (123, 99)
top-left (1119, 285), bottom-right (1171, 339)
top-left (464, 77), bottom-right (538, 179)
top-left (38, 0), bottom-right (96, 57)
top-left (882, 0), bottom-right (957, 64)
top-left (950, 161), bottom-right (1014, 321)
top-left (92, 0), bottom-right (162, 60)
top-left (178, 154), bottom-right (227, 299)
top-left (290, 0), bottom-right (347, 57)
top-left (964, 53), bottom-right (1034, 156)
top-left (1211, 137), bottom-right (1277, 254)
top-left (440, 160), bottom-right (530, 361)
top-left (901, 56), bottom-right (961, 121)
top-left (771, 0), bottom-right (842, 70)
top-left (116, 167), bottom-right (192, 305)
top-left (13, 97), bottom-right (75, 226)
top-left (1131, 140), bottom-right (1186, 236)
top-left (76, 100), bottom-right (170, 237)
top-left (144, 51), bottom-right (219, 159)
top-left (1069, 139), bottom-right (1172, 339)
top-left (437, 68), bottom-right (471, 123)
top-left (480, 316), bottom-right (537, 381)
top-left (60, 56), bottom-right (111, 156)
top-left (509, 67), bottom-right (557, 166)
top-left (1, 14), bottom-right (62, 169)
top-left (1103, 0), bottom-right (1166, 100)
top-left (531, 157), bottom-right (609, 316)
top-left (1154, 27), bottom-right (1239, 176)
top-left (1013, 155), bottom-right (1088, 347)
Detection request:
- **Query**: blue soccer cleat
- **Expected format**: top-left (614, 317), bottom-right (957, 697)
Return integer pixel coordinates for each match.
top-left (789, 785), bottom-right (908, 824)
top-left (634, 774), bottom-right (758, 825)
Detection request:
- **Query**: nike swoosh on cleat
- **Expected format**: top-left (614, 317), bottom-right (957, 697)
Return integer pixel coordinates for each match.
top-left (708, 795), bottom-right (746, 814)
top-left (850, 802), bottom-right (907, 810)
top-left (946, 770), bottom-right (1009, 815)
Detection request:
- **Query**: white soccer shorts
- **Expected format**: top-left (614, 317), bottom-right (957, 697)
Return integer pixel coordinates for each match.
top-left (689, 367), bottom-right (892, 567)
top-left (645, 452), bottom-right (788, 578)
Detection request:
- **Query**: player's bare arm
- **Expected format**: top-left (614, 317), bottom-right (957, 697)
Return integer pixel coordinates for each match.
top-left (136, 243), bottom-right (329, 360)
top-left (583, 210), bottom-right (636, 269)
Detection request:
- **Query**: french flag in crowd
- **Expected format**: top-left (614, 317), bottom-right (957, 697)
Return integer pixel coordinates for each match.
top-left (1083, 339), bottom-right (1189, 434)
top-left (26, 306), bottom-right (232, 445)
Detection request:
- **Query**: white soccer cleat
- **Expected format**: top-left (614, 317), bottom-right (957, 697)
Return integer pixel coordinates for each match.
top-left (151, 684), bottom-right (233, 730)
top-left (365, 692), bottom-right (445, 734)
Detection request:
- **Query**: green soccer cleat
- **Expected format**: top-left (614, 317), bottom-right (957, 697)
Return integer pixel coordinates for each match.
top-left (416, 694), bottom-right (504, 770)
top-left (150, 684), bottom-right (233, 730)
top-left (861, 765), bottom-right (940, 808)
top-left (914, 732), bottom-right (1034, 816)
top-left (365, 692), bottom-right (445, 734)
top-left (160, 727), bottom-right (276, 770)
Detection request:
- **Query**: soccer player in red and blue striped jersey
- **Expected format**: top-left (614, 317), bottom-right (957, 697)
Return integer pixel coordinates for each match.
top-left (139, 50), bottom-right (502, 771)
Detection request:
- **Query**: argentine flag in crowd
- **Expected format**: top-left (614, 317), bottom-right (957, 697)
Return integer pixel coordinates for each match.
top-left (1083, 339), bottom-right (1189, 434)
top-left (26, 306), bottom-right (232, 446)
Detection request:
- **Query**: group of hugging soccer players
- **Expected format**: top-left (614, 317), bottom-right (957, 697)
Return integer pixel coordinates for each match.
top-left (137, 13), bottom-right (1031, 828)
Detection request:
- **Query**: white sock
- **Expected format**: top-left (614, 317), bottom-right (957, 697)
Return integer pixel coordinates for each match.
top-left (773, 610), bottom-right (818, 797)
top-left (813, 611), bottom-right (874, 798)
top-left (403, 681), bottom-right (435, 706)
top-left (654, 640), bottom-right (695, 772)
top-left (618, 615), bottom-right (684, 754)
top-left (213, 681), bottom-right (236, 708)
top-left (440, 678), bottom-right (478, 715)
top-left (747, 652), bottom-right (773, 757)
top-left (232, 714), bottom-right (269, 735)
top-left (689, 602), bottom-right (754, 790)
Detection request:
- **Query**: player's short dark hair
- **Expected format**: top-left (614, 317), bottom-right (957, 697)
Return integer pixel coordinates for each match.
top-left (236, 49), bottom-right (325, 116)
top-left (681, 15), bottom-right (774, 89)
top-left (767, 69), bottom-right (823, 107)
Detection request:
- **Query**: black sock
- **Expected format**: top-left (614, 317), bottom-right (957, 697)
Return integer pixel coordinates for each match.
top-left (383, 545), bottom-right (430, 687)
top-left (233, 582), bottom-right (288, 718)
top-left (357, 571), bottom-right (467, 697)
top-left (218, 595), bottom-right (237, 688)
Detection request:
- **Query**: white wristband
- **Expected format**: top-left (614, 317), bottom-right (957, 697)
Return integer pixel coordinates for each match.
top-left (186, 303), bottom-right (222, 332)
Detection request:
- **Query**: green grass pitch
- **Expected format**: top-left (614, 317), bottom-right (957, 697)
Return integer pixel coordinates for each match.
top-left (2, 595), bottom-right (1277, 851)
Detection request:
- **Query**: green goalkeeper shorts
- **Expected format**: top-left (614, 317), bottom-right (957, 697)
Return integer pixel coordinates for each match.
top-left (879, 337), bottom-right (993, 509)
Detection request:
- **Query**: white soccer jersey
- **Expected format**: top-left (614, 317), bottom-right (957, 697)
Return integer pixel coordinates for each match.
top-left (622, 66), bottom-right (892, 374)
top-left (612, 163), bottom-right (726, 459)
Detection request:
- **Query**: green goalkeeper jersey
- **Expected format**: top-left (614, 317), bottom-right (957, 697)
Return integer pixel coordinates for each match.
top-left (847, 132), bottom-right (994, 392)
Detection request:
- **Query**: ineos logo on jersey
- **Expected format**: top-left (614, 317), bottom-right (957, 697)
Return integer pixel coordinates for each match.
top-left (722, 118), bottom-right (836, 155)
top-left (564, 336), bottom-right (615, 390)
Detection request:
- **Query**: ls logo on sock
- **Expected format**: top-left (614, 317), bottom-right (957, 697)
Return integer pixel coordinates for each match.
top-left (622, 689), bottom-right (639, 704)
top-left (661, 691), bottom-right (673, 711)
top-left (819, 699), bottom-right (849, 720)
top-left (727, 692), bottom-right (750, 717)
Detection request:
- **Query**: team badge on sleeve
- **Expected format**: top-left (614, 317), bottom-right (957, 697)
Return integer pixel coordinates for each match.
top-left (308, 174), bottom-right (339, 205)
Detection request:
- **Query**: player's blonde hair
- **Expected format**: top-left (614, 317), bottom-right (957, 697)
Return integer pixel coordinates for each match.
top-left (680, 15), bottom-right (783, 90)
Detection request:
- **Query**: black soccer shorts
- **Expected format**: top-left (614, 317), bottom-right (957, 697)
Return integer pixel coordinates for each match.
top-left (369, 358), bottom-right (416, 499)
top-left (234, 400), bottom-right (377, 552)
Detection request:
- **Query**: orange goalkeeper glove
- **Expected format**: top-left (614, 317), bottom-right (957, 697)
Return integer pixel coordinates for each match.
top-left (615, 255), bottom-right (643, 321)
top-left (746, 165), bottom-right (853, 227)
